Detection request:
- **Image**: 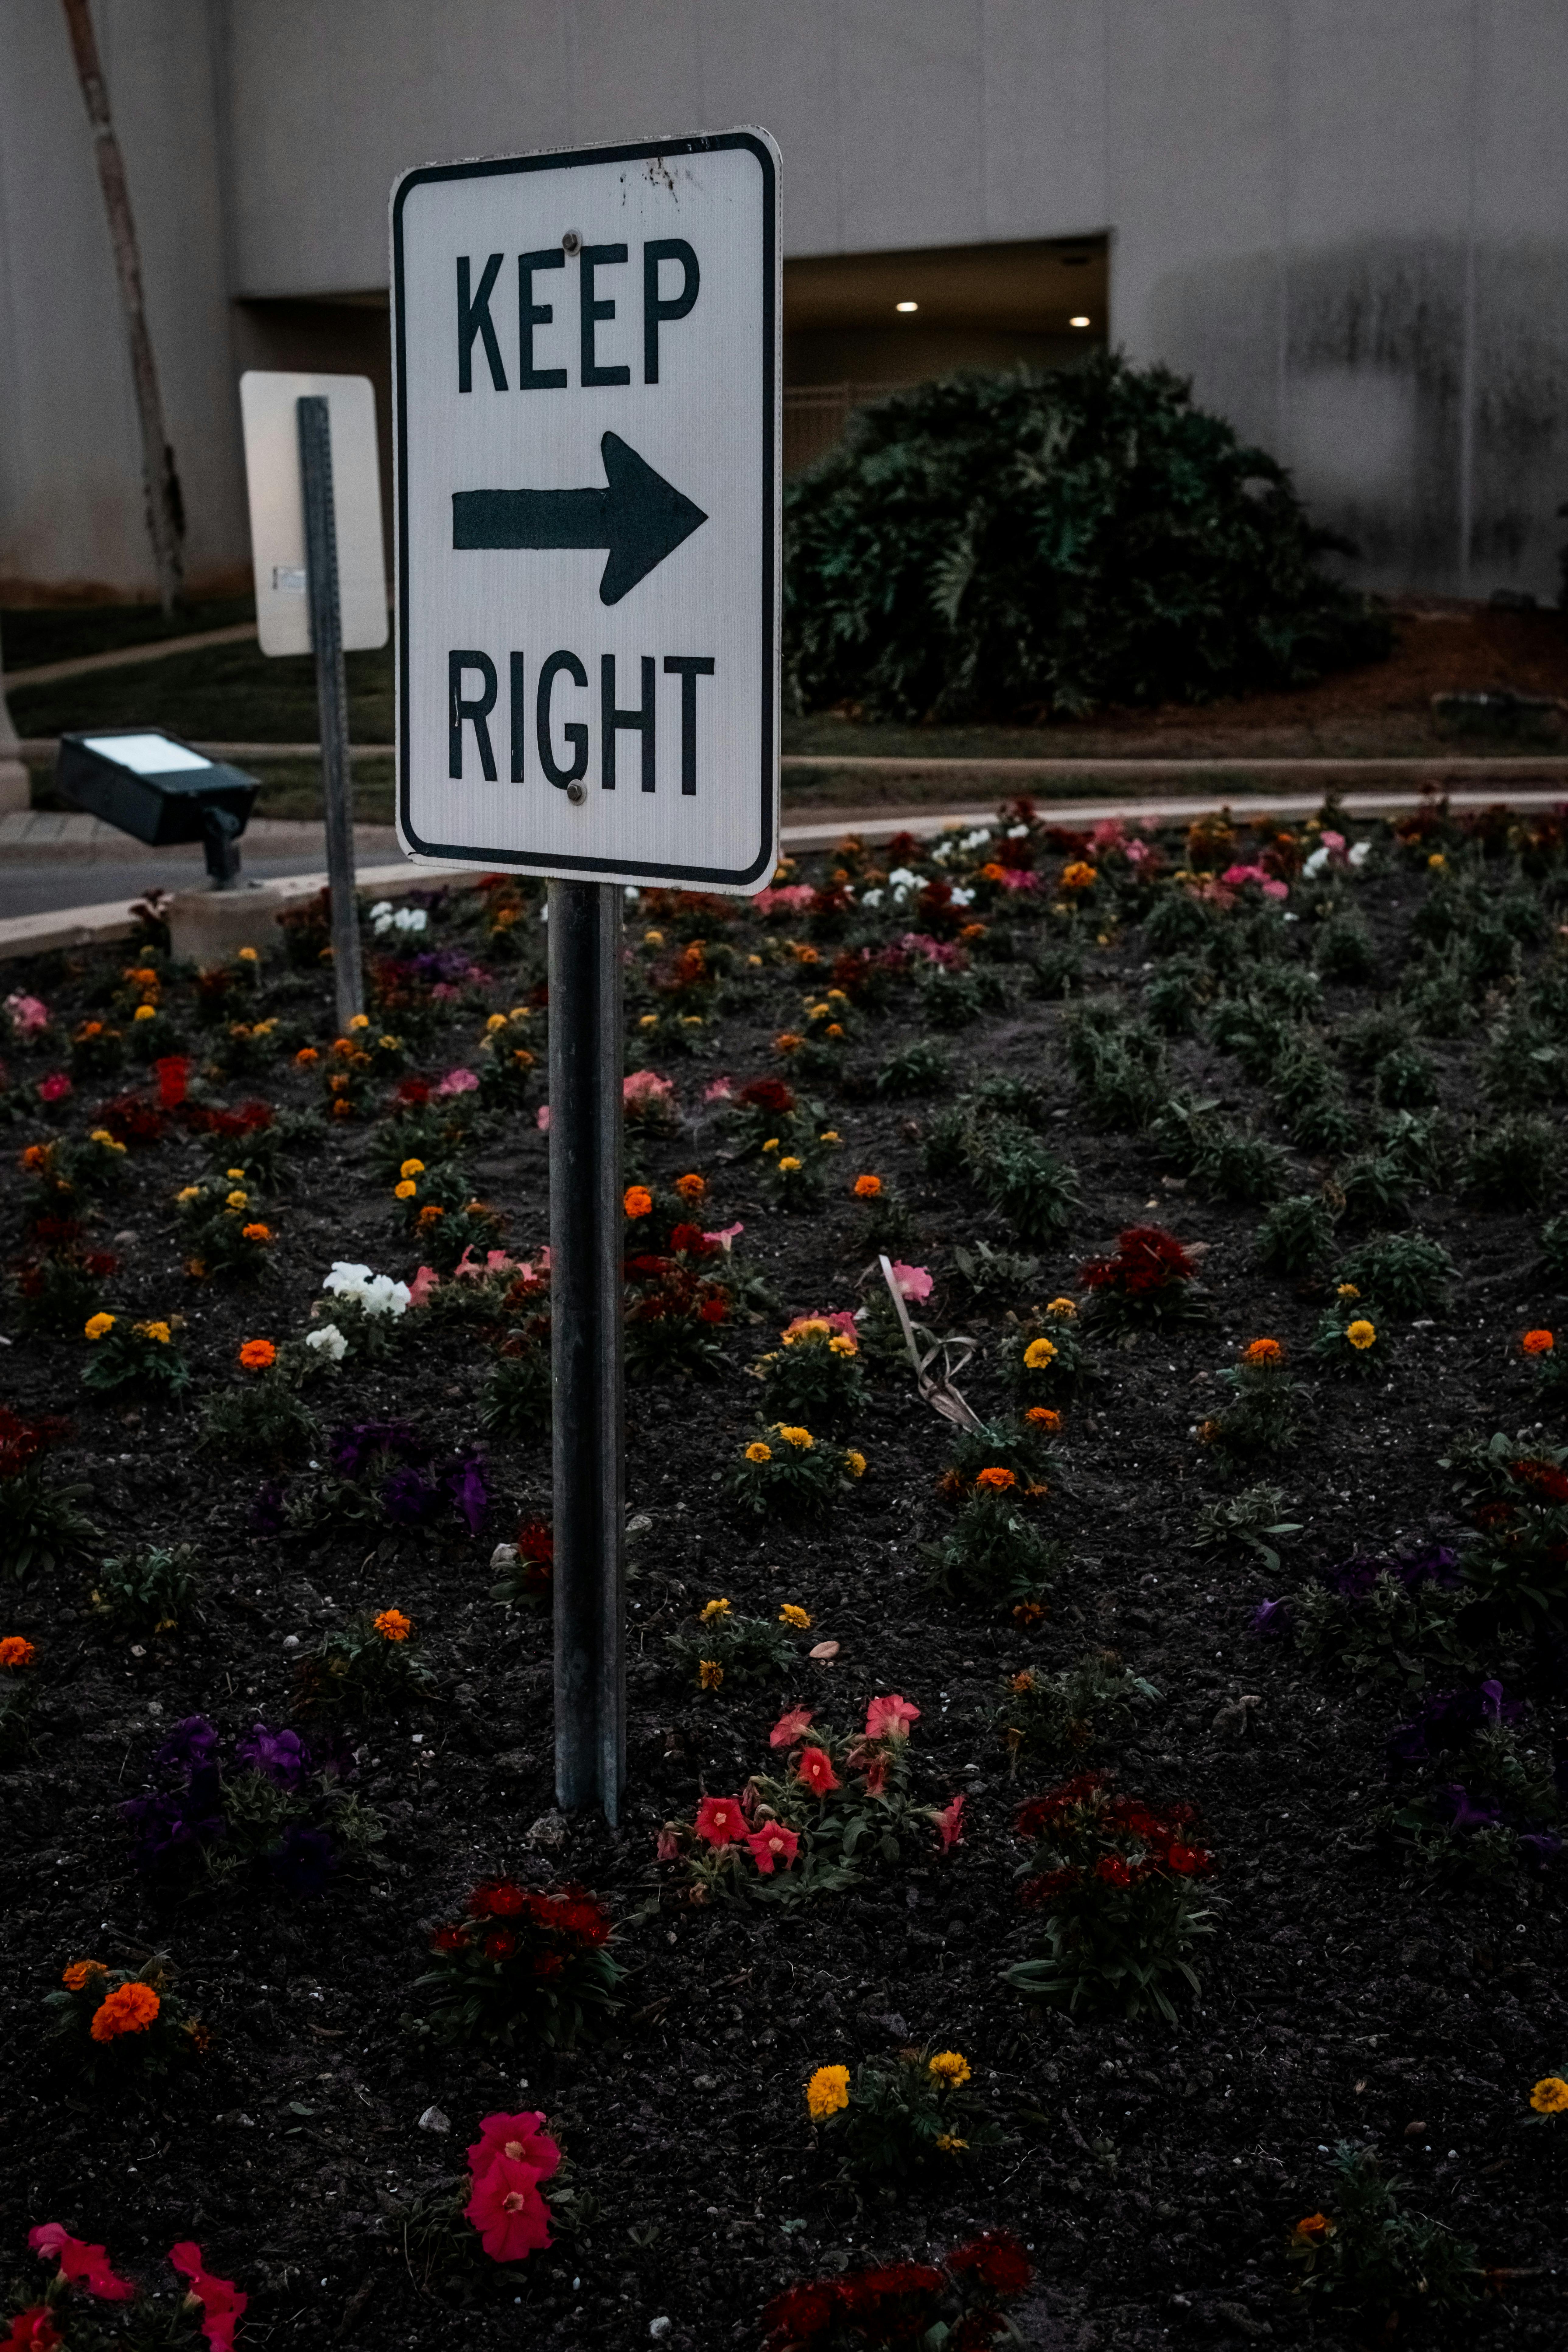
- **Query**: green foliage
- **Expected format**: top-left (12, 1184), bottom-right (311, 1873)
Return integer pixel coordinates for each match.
top-left (1444, 1431), bottom-right (1568, 1628)
top-left (1463, 1111), bottom-right (1562, 1208)
top-left (1335, 1230), bottom-right (1455, 1316)
top-left (942, 1415), bottom-right (1061, 1496)
top-left (1541, 1210), bottom-right (1568, 1283)
top-left (925, 1482), bottom-right (1058, 1609)
top-left (1334, 1147), bottom-right (1412, 1227)
top-left (1063, 1004), bottom-right (1167, 1132)
top-left (667, 1601), bottom-right (810, 1691)
top-left (1199, 1347), bottom-right (1304, 1465)
top-left (81, 1315), bottom-right (192, 1396)
top-left (951, 1238), bottom-right (1042, 1300)
top-left (873, 1038), bottom-right (952, 1097)
top-left (1292, 1570), bottom-right (1476, 1693)
top-left (727, 1424), bottom-right (866, 1521)
top-left (1337, 1005), bottom-right (1414, 1076)
top-left (1286, 2144), bottom-right (1478, 2327)
top-left (1312, 910), bottom-right (1377, 984)
top-left (969, 1124), bottom-right (1081, 1245)
top-left (293, 1609), bottom-right (433, 1718)
top-left (1311, 1293), bottom-right (1387, 1376)
top-left (1143, 955), bottom-right (1208, 1035)
top-left (1383, 1723), bottom-right (1561, 1885)
top-left (91, 1543), bottom-right (198, 1635)
top-left (994, 1649), bottom-right (1159, 1768)
top-left (1255, 1192), bottom-right (1336, 1276)
top-left (414, 1882), bottom-right (621, 2051)
top-left (812, 2047), bottom-right (1003, 2180)
top-left (1192, 1483), bottom-right (1302, 1572)
top-left (917, 963), bottom-right (1004, 1029)
top-left (1152, 1092), bottom-right (1289, 1204)
top-left (0, 1466), bottom-right (98, 1582)
top-left (480, 1324), bottom-right (552, 1440)
top-left (198, 1360), bottom-right (321, 1464)
top-left (756, 1322), bottom-right (868, 1430)
top-left (784, 356), bottom-right (1387, 722)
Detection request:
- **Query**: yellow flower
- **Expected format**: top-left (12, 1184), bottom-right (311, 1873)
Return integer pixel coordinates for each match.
top-left (643, 928), bottom-right (665, 946)
top-left (88, 1129), bottom-right (125, 1153)
top-left (349, 1012), bottom-right (370, 1030)
top-left (133, 1321), bottom-right (171, 1345)
top-left (700, 1598), bottom-right (731, 1622)
top-left (784, 1318), bottom-right (829, 1344)
top-left (844, 1450), bottom-right (867, 1479)
top-left (778, 1155), bottom-right (802, 1172)
top-left (828, 1334), bottom-right (856, 1357)
top-left (1346, 1319), bottom-right (1377, 1351)
top-left (1428, 851), bottom-right (1446, 870)
top-left (639, 1013), bottom-right (660, 1030)
top-left (226, 1168), bottom-right (245, 1181)
top-left (761, 1137), bottom-right (780, 1154)
top-left (175, 1185), bottom-right (201, 1206)
top-left (806, 2064), bottom-right (851, 2122)
top-left (132, 1003), bottom-right (157, 1022)
top-left (1337, 1282), bottom-right (1360, 1299)
top-left (1024, 1337), bottom-right (1057, 1370)
top-left (226, 1189), bottom-right (248, 1211)
top-left (776, 1425), bottom-right (814, 1450)
top-left (394, 1180), bottom-right (418, 1200)
top-left (378, 1034), bottom-right (398, 1051)
top-left (745, 1441), bottom-right (773, 1465)
top-left (1045, 1297), bottom-right (1078, 1320)
top-left (1530, 2076), bottom-right (1568, 2114)
top-left (237, 946), bottom-right (259, 963)
top-left (819, 1129), bottom-right (840, 1143)
top-left (779, 1604), bottom-right (812, 1629)
top-left (400, 1158), bottom-right (426, 1179)
top-left (486, 1013), bottom-right (507, 1032)
top-left (935, 2133), bottom-right (969, 2154)
top-left (928, 2049), bottom-right (971, 2087)
top-left (84, 1313), bottom-right (116, 1341)
top-left (698, 1659), bottom-right (724, 1690)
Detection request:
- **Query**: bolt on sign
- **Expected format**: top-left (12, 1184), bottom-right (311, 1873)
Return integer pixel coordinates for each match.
top-left (391, 129), bottom-right (780, 894)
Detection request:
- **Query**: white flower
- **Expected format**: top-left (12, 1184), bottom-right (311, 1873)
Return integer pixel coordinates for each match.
top-left (930, 839), bottom-right (954, 863)
top-left (362, 1273), bottom-right (411, 1318)
top-left (323, 1262), bottom-right (373, 1298)
top-left (949, 885), bottom-right (975, 908)
top-left (305, 1322), bottom-right (348, 1362)
top-left (1006, 824), bottom-right (1030, 840)
top-left (887, 866), bottom-right (918, 887)
top-left (1302, 846), bottom-right (1330, 879)
top-left (1348, 840), bottom-right (1370, 867)
top-left (368, 901), bottom-right (393, 921)
top-left (958, 828), bottom-right (992, 851)
top-left (860, 887), bottom-right (884, 908)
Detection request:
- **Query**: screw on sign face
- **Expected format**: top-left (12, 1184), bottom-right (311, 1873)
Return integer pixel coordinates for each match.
top-left (392, 128), bottom-right (781, 892)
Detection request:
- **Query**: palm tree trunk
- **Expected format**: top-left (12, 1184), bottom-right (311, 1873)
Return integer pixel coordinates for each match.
top-left (59, 0), bottom-right (185, 613)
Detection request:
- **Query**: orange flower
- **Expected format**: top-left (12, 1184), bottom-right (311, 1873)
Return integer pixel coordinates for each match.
top-left (241, 1222), bottom-right (271, 1243)
top-left (674, 1173), bottom-right (707, 1202)
top-left (975, 1466), bottom-right (1018, 1493)
top-left (373, 1607), bottom-right (412, 1643)
top-left (1241, 1337), bottom-right (1283, 1364)
top-left (624, 1186), bottom-right (654, 1219)
top-left (1024, 1407), bottom-right (1062, 1432)
top-left (1523, 1329), bottom-right (1555, 1357)
top-left (62, 1958), bottom-right (107, 1991)
top-left (1060, 861), bottom-right (1098, 891)
top-left (90, 1980), bottom-right (161, 2042)
top-left (238, 1338), bottom-right (276, 1372)
top-left (853, 1174), bottom-right (881, 1199)
top-left (417, 1203), bottom-right (444, 1225)
top-left (1291, 2214), bottom-right (1336, 2246)
top-left (0, 1635), bottom-right (37, 1669)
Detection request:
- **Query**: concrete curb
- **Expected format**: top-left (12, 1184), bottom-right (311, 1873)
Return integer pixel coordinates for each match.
top-left (6, 621), bottom-right (260, 689)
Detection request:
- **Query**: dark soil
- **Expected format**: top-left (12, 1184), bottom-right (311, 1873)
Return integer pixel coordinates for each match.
top-left (2, 809), bottom-right (1566, 2352)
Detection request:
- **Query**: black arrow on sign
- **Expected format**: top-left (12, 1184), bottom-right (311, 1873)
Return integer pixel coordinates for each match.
top-left (451, 429), bottom-right (708, 606)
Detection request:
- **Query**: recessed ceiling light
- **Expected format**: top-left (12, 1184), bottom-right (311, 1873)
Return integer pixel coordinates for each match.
top-left (895, 300), bottom-right (918, 313)
top-left (1069, 315), bottom-right (1091, 328)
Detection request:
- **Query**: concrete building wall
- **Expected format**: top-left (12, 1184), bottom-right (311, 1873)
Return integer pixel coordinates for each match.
top-left (3, 0), bottom-right (1566, 601)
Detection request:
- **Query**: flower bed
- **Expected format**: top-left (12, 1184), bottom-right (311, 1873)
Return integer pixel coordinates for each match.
top-left (2, 800), bottom-right (1567, 2348)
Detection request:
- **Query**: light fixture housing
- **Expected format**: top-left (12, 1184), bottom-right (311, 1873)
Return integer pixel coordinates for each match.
top-left (895, 299), bottom-right (918, 313)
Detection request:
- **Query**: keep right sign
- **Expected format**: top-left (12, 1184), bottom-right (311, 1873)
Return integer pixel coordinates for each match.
top-left (390, 127), bottom-right (780, 893)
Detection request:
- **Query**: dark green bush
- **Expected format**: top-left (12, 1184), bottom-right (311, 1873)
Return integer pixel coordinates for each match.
top-left (1336, 1230), bottom-right (1456, 1316)
top-left (1464, 1114), bottom-right (1562, 1209)
top-left (1313, 912), bottom-right (1377, 985)
top-left (784, 356), bottom-right (1388, 722)
top-left (1255, 1193), bottom-right (1336, 1276)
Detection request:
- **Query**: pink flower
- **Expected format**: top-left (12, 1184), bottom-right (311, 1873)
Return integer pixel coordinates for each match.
top-left (5, 992), bottom-right (49, 1036)
top-left (37, 1073), bottom-right (72, 1104)
top-left (28, 2226), bottom-right (134, 2303)
top-left (465, 2152), bottom-right (553, 2262)
top-left (536, 1104), bottom-right (551, 1131)
top-left (438, 1066), bottom-right (480, 1095)
top-left (454, 1246), bottom-right (516, 1281)
top-left (656, 1825), bottom-right (682, 1861)
top-left (1220, 862), bottom-right (1289, 901)
top-left (704, 1221), bottom-right (744, 1250)
top-left (623, 1070), bottom-right (673, 1105)
top-left (702, 1076), bottom-right (735, 1103)
top-left (1124, 838), bottom-right (1150, 865)
top-left (996, 866), bottom-right (1038, 892)
top-left (1088, 820), bottom-right (1125, 852)
top-left (747, 1821), bottom-right (800, 1874)
top-left (796, 1745), bottom-right (840, 1796)
top-left (865, 1694), bottom-right (920, 1741)
top-left (406, 1265), bottom-right (441, 1307)
top-left (755, 884), bottom-right (816, 914)
top-left (886, 1262), bottom-right (933, 1304)
top-left (1321, 830), bottom-right (1346, 852)
top-left (167, 2245), bottom-right (246, 2351)
top-left (769, 1706), bottom-right (815, 1749)
top-left (858, 1749), bottom-right (890, 1797)
top-left (694, 1794), bottom-right (746, 1846)
top-left (930, 1794), bottom-right (966, 1850)
top-left (466, 2110), bottom-right (561, 2185)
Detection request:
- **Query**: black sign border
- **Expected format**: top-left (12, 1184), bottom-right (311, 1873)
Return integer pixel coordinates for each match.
top-left (391, 128), bottom-right (778, 890)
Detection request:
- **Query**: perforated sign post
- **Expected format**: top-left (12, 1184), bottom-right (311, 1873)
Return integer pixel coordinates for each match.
top-left (391, 129), bottom-right (781, 1825)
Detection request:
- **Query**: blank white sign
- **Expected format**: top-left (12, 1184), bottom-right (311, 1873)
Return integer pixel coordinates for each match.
top-left (390, 128), bottom-right (780, 893)
top-left (239, 371), bottom-right (390, 658)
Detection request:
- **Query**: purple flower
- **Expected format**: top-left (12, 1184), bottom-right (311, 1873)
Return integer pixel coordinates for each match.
top-left (154, 1715), bottom-right (219, 1777)
top-left (250, 1479), bottom-right (289, 1535)
top-left (1394, 1544), bottom-right (1462, 1591)
top-left (236, 1722), bottom-right (311, 1789)
top-left (271, 1822), bottom-right (338, 1897)
top-left (1520, 1832), bottom-right (1564, 1871)
top-left (1319, 1556), bottom-right (1382, 1600)
top-left (332, 1420), bottom-right (426, 1479)
top-left (122, 1779), bottom-right (226, 1870)
top-left (1386, 1682), bottom-right (1525, 1775)
top-left (1429, 1783), bottom-right (1503, 1835)
top-left (444, 1451), bottom-right (489, 1536)
top-left (1249, 1598), bottom-right (1291, 1638)
top-left (381, 1463), bottom-right (442, 1524)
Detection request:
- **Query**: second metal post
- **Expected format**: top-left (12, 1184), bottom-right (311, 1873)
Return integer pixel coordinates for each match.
top-left (297, 394), bottom-right (365, 1034)
top-left (548, 878), bottom-right (626, 1823)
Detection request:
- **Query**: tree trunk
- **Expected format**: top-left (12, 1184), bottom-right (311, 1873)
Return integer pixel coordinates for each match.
top-left (59, 0), bottom-right (185, 614)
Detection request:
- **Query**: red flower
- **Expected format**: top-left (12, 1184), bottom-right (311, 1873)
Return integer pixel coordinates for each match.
top-left (431, 1924), bottom-right (468, 1952)
top-left (27, 2225), bottom-right (134, 2303)
top-left (1015, 1773), bottom-right (1103, 1838)
top-left (469, 1878), bottom-right (526, 1918)
top-left (770, 1706), bottom-right (814, 1749)
top-left (747, 1821), bottom-right (800, 1875)
top-left (3, 2310), bottom-right (62, 2351)
top-left (669, 1221), bottom-right (714, 1255)
top-left (166, 2244), bottom-right (248, 2352)
top-left (864, 1693), bottom-right (920, 1741)
top-left (947, 2230), bottom-right (1033, 2297)
top-left (930, 1794), bottom-right (966, 1849)
top-left (694, 1794), bottom-right (746, 1846)
top-left (484, 1928), bottom-right (517, 1960)
top-left (737, 1077), bottom-right (795, 1112)
top-left (154, 1055), bottom-right (191, 1108)
top-left (466, 2109), bottom-right (561, 2183)
top-left (796, 1745), bottom-right (840, 1796)
top-left (698, 1294), bottom-right (730, 1323)
top-left (533, 1950), bottom-right (565, 1976)
top-left (1080, 1223), bottom-right (1195, 1295)
top-left (761, 2279), bottom-right (839, 2342)
top-left (1165, 1842), bottom-right (1211, 1876)
top-left (1514, 1458), bottom-right (1568, 1504)
top-left (465, 2152), bottom-right (553, 2262)
top-left (1021, 1867), bottom-right (1082, 1906)
top-left (1095, 1854), bottom-right (1133, 1888)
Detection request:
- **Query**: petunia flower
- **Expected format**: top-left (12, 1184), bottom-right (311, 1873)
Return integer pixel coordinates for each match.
top-left (796, 1745), bottom-right (840, 1796)
top-left (28, 2225), bottom-right (135, 2302)
top-left (747, 1821), bottom-right (800, 1874)
top-left (886, 1262), bottom-right (933, 1303)
top-left (864, 1694), bottom-right (920, 1741)
top-left (930, 1794), bottom-right (966, 1850)
top-left (467, 2109), bottom-right (561, 2183)
top-left (693, 1794), bottom-right (746, 1846)
top-left (167, 2243), bottom-right (247, 2350)
top-left (769, 1706), bottom-right (814, 1749)
top-left (465, 2153), bottom-right (554, 2261)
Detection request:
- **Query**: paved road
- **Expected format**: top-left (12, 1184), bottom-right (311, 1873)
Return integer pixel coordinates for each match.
top-left (0, 852), bottom-right (350, 923)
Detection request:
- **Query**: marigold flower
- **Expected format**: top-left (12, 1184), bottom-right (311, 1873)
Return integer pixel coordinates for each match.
top-left (744, 1440), bottom-right (773, 1464)
top-left (1241, 1337), bottom-right (1283, 1364)
top-left (828, 1333), bottom-right (856, 1356)
top-left (1045, 1297), bottom-right (1078, 1319)
top-left (777, 1154), bottom-right (802, 1172)
top-left (90, 1979), bottom-right (161, 2041)
top-left (761, 1136), bottom-right (780, 1154)
top-left (87, 1130), bottom-right (125, 1153)
top-left (1337, 1282), bottom-right (1360, 1299)
top-left (418, 1204), bottom-right (444, 1225)
top-left (1291, 2213), bottom-right (1336, 2245)
top-left (1011, 1670), bottom-right (1036, 1693)
top-left (624, 1186), bottom-right (653, 1218)
top-left (806, 2064), bottom-right (850, 2121)
top-left (84, 1312), bottom-right (115, 1341)
top-left (61, 1958), bottom-right (106, 1990)
top-left (131, 1003), bottom-right (157, 1023)
top-left (373, 1607), bottom-right (412, 1643)
top-left (845, 1450), bottom-right (866, 1479)
top-left (1346, 1318), bottom-right (1377, 1350)
top-left (1530, 2076), bottom-right (1568, 2114)
top-left (779, 1604), bottom-right (812, 1629)
top-left (693, 1794), bottom-right (745, 1846)
top-left (241, 1223), bottom-right (271, 1244)
top-left (1, 1636), bottom-right (37, 1669)
top-left (1025, 1406), bottom-right (1062, 1431)
top-left (936, 2132), bottom-right (969, 2153)
top-left (1428, 851), bottom-right (1446, 870)
top-left (975, 1465), bottom-right (1017, 1493)
top-left (238, 1339), bottom-right (276, 1372)
top-left (698, 1659), bottom-right (724, 1690)
top-left (774, 1032), bottom-right (803, 1053)
top-left (394, 1179), bottom-right (418, 1200)
top-left (296, 1047), bottom-right (320, 1066)
top-left (348, 1011), bottom-right (369, 1029)
top-left (400, 1157), bottom-right (426, 1179)
top-left (134, 1321), bottom-right (172, 1344)
top-left (1024, 1337), bottom-right (1057, 1369)
top-left (698, 1598), bottom-right (733, 1626)
top-left (777, 1424), bottom-right (814, 1449)
top-left (1524, 1330), bottom-right (1555, 1357)
top-left (674, 1172), bottom-right (707, 1201)
top-left (237, 947), bottom-right (259, 964)
top-left (924, 2049), bottom-right (971, 2088)
top-left (225, 1189), bottom-right (248, 1210)
top-left (853, 1173), bottom-right (881, 1199)
top-left (1061, 861), bottom-right (1098, 890)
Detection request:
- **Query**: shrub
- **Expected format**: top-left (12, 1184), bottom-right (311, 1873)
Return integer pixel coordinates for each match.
top-left (1373, 1045), bottom-right (1438, 1108)
top-left (803, 2045), bottom-right (1000, 2180)
top-left (1311, 1289), bottom-right (1386, 1375)
top-left (1289, 1545), bottom-right (1475, 1690)
top-left (1022, 937), bottom-right (1085, 999)
top-left (728, 1424), bottom-right (866, 1520)
top-left (1334, 1149), bottom-right (1411, 1226)
top-left (994, 1650), bottom-right (1159, 1769)
top-left (1004, 1302), bottom-right (1091, 1400)
top-left (43, 1954), bottom-right (206, 2087)
top-left (1446, 1431), bottom-right (1568, 1628)
top-left (1337, 1006), bottom-right (1415, 1077)
top-left (1380, 1689), bottom-right (1560, 1883)
top-left (1192, 1483), bottom-right (1302, 1572)
top-left (1143, 955), bottom-right (1207, 1035)
top-left (1255, 1192), bottom-right (1336, 1276)
top-left (951, 1238), bottom-right (1041, 1300)
top-left (80, 1312), bottom-right (191, 1398)
top-left (667, 1596), bottom-right (812, 1691)
top-left (756, 1317), bottom-right (867, 1430)
top-left (198, 1349), bottom-right (321, 1464)
top-left (1286, 2145), bottom-right (1478, 2330)
top-left (918, 964), bottom-right (1001, 1029)
top-left (481, 1313), bottom-right (553, 1440)
top-left (926, 1474), bottom-right (1058, 1609)
top-left (121, 1713), bottom-right (383, 1894)
top-left (941, 1413), bottom-right (1060, 1497)
top-left (1079, 1223), bottom-right (1201, 1328)
top-left (760, 2232), bottom-right (1033, 2352)
top-left (1152, 1093), bottom-right (1288, 1204)
top-left (0, 1407), bottom-right (96, 1580)
top-left (173, 1176), bottom-right (276, 1282)
top-left (873, 1038), bottom-right (951, 1097)
top-left (1313, 911), bottom-right (1377, 984)
top-left (971, 1125), bottom-right (1080, 1245)
top-left (624, 1247), bottom-right (733, 1379)
top-left (1063, 1008), bottom-right (1166, 1131)
top-left (847, 1170), bottom-right (913, 1252)
top-left (1004, 1772), bottom-right (1216, 2023)
top-left (1463, 1112), bottom-right (1562, 1208)
top-left (784, 356), bottom-right (1387, 723)
top-left (489, 1517), bottom-right (553, 1609)
top-left (280, 1424), bottom-right (490, 1543)
top-left (90, 1544), bottom-right (198, 1636)
top-left (415, 1879), bottom-right (621, 2049)
top-left (1196, 1338), bottom-right (1303, 1464)
top-left (12, 1242), bottom-right (119, 1336)
top-left (0, 1633), bottom-right (39, 1757)
top-left (1335, 1230), bottom-right (1455, 1316)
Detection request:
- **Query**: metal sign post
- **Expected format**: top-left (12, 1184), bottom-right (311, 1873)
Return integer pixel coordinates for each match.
top-left (390, 127), bottom-right (781, 1819)
top-left (297, 396), bottom-right (366, 1033)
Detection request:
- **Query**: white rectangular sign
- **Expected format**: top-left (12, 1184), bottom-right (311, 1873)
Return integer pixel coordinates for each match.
top-left (390, 128), bottom-right (780, 892)
top-left (238, 371), bottom-right (389, 658)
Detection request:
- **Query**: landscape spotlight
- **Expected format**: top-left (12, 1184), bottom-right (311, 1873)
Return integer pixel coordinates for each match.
top-left (895, 299), bottom-right (918, 312)
top-left (1069, 314), bottom-right (1091, 328)
top-left (56, 728), bottom-right (259, 890)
